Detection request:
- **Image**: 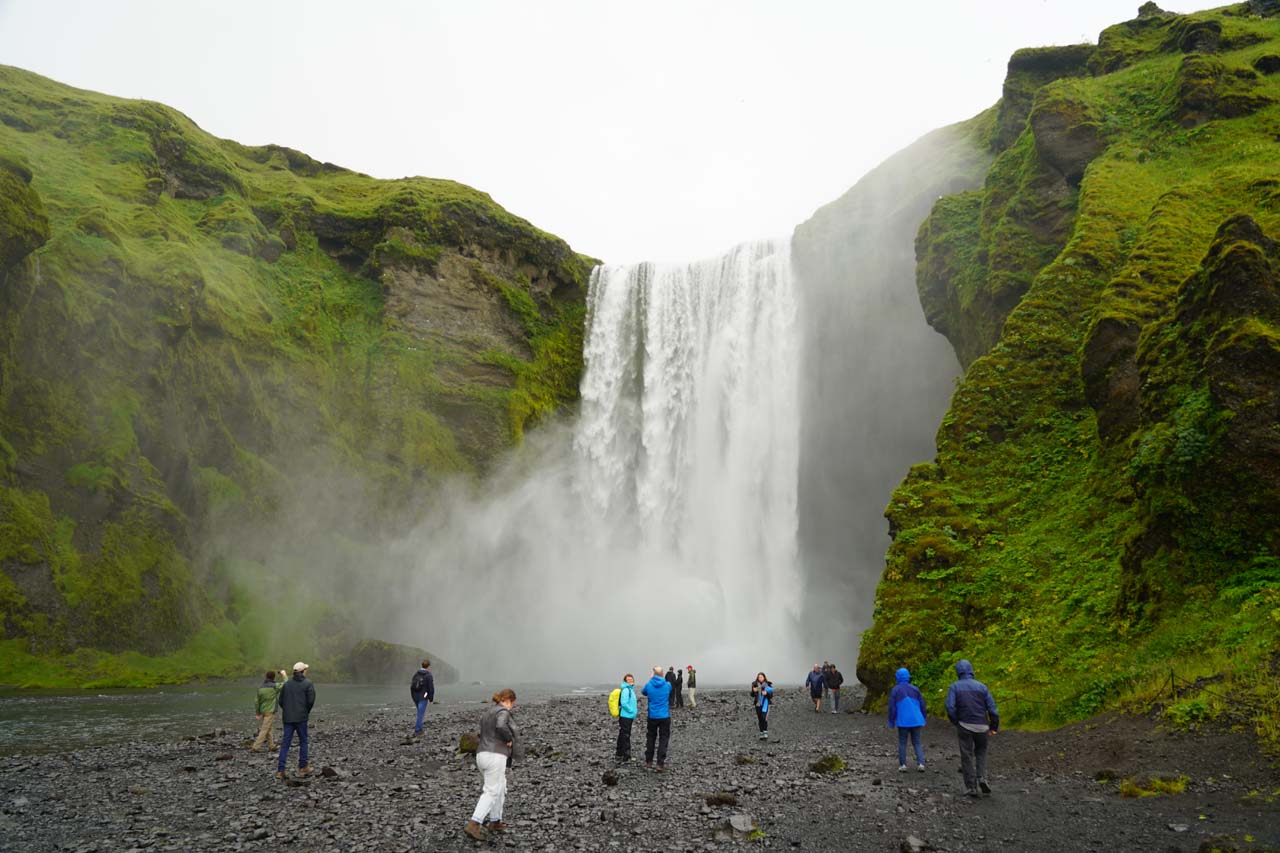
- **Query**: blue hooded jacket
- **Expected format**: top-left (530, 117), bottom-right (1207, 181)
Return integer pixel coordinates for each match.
top-left (887, 667), bottom-right (926, 728)
top-left (944, 660), bottom-right (999, 731)
top-left (642, 674), bottom-right (671, 719)
top-left (618, 681), bottom-right (638, 720)
top-left (751, 680), bottom-right (773, 713)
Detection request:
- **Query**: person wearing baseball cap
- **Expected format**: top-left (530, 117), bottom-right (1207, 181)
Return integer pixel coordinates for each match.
top-left (685, 665), bottom-right (697, 709)
top-left (276, 662), bottom-right (315, 780)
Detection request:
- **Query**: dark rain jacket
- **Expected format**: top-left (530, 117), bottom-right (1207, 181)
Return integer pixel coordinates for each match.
top-left (278, 672), bottom-right (316, 724)
top-left (477, 704), bottom-right (518, 758)
top-left (944, 660), bottom-right (998, 732)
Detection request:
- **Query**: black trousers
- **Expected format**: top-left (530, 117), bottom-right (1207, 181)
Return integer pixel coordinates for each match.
top-left (644, 717), bottom-right (670, 765)
top-left (755, 707), bottom-right (769, 732)
top-left (674, 687), bottom-right (683, 708)
top-left (615, 716), bottom-right (633, 759)
top-left (956, 727), bottom-right (990, 790)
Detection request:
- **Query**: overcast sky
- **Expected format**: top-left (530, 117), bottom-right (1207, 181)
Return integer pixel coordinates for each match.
top-left (0, 1), bottom-right (1206, 263)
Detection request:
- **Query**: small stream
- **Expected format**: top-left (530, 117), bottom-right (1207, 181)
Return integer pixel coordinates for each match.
top-left (0, 681), bottom-right (603, 756)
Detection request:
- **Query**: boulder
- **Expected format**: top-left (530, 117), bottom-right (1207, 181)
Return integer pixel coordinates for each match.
top-left (337, 639), bottom-right (458, 684)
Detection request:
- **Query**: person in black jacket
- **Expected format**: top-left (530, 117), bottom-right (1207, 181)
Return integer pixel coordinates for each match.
top-left (276, 662), bottom-right (316, 780)
top-left (824, 664), bottom-right (845, 714)
top-left (673, 667), bottom-right (684, 709)
top-left (410, 659), bottom-right (436, 737)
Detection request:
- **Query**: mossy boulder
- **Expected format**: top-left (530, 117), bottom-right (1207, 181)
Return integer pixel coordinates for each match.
top-left (809, 755), bottom-right (846, 774)
top-left (0, 156), bottom-right (49, 270)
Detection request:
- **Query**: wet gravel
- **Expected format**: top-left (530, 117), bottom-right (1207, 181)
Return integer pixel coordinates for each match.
top-left (1, 688), bottom-right (1276, 852)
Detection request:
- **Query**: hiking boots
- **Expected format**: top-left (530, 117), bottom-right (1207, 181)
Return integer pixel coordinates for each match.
top-left (965, 787), bottom-right (981, 797)
top-left (297, 766), bottom-right (313, 777)
top-left (274, 771), bottom-right (286, 781)
top-left (463, 820), bottom-right (486, 841)
top-left (979, 779), bottom-right (991, 794)
top-left (487, 821), bottom-right (507, 833)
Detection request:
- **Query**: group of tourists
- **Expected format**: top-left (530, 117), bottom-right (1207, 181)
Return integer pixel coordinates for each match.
top-left (804, 661), bottom-right (845, 713)
top-left (248, 655), bottom-right (1001, 844)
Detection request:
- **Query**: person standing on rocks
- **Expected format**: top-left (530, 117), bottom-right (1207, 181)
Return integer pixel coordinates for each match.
top-left (825, 663), bottom-right (845, 714)
top-left (642, 665), bottom-right (672, 771)
top-left (945, 659), bottom-right (999, 797)
top-left (465, 688), bottom-right (518, 841)
top-left (410, 659), bottom-right (435, 738)
top-left (750, 672), bottom-right (773, 739)
top-left (615, 673), bottom-right (638, 762)
top-left (276, 661), bottom-right (315, 780)
top-left (888, 667), bottom-right (927, 772)
top-left (686, 665), bottom-right (697, 709)
top-left (821, 662), bottom-right (832, 709)
top-left (805, 664), bottom-right (825, 712)
top-left (251, 669), bottom-right (288, 752)
top-left (674, 666), bottom-right (684, 708)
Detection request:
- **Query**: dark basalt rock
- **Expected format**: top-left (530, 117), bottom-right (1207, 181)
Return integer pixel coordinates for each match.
top-left (1029, 92), bottom-right (1105, 186)
top-left (1172, 55), bottom-right (1274, 128)
top-left (1253, 54), bottom-right (1280, 74)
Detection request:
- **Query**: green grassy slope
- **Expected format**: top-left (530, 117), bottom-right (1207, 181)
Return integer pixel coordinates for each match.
top-left (0, 66), bottom-right (595, 686)
top-left (859, 3), bottom-right (1280, 747)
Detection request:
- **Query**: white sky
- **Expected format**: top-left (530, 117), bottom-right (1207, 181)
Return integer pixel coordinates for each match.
top-left (0, 0), bottom-right (1206, 264)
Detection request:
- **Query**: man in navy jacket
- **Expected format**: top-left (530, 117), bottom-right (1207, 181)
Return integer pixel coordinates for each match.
top-left (945, 659), bottom-right (999, 797)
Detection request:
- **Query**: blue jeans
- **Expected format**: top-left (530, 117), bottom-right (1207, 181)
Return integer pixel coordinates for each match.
top-left (898, 726), bottom-right (924, 766)
top-left (414, 699), bottom-right (429, 734)
top-left (278, 721), bottom-right (309, 771)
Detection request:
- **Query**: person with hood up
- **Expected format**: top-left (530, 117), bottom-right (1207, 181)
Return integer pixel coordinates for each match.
top-left (641, 665), bottom-right (672, 771)
top-left (251, 669), bottom-right (288, 752)
top-left (750, 672), bottom-right (773, 739)
top-left (945, 659), bottom-right (999, 797)
top-left (464, 688), bottom-right (518, 841)
top-left (410, 658), bottom-right (436, 738)
top-left (804, 664), bottom-right (825, 712)
top-left (686, 665), bottom-right (697, 709)
top-left (887, 667), bottom-right (927, 771)
top-left (674, 666), bottom-right (684, 708)
top-left (276, 662), bottom-right (316, 780)
top-left (615, 673), bottom-right (638, 762)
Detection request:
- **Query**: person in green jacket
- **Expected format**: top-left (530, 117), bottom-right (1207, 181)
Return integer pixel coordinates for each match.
top-left (251, 669), bottom-right (287, 752)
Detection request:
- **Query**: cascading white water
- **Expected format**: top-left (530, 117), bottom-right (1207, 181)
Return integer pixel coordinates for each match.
top-left (392, 240), bottom-right (807, 682)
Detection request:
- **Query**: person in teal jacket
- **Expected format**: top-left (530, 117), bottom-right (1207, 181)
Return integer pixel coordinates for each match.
top-left (615, 674), bottom-right (638, 762)
top-left (888, 667), bottom-right (927, 771)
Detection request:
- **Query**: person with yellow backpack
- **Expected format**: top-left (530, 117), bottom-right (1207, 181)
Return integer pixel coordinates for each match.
top-left (609, 673), bottom-right (638, 762)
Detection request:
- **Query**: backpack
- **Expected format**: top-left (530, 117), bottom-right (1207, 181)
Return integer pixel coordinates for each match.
top-left (608, 688), bottom-right (622, 718)
top-left (411, 671), bottom-right (427, 700)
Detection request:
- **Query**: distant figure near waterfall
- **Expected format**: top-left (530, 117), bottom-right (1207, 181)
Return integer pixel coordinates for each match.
top-left (750, 672), bottom-right (774, 740)
top-left (410, 659), bottom-right (435, 738)
top-left (686, 665), bottom-right (697, 708)
top-left (642, 666), bottom-right (672, 771)
top-left (825, 664), bottom-right (845, 714)
top-left (805, 664), bottom-right (825, 712)
top-left (946, 659), bottom-right (999, 798)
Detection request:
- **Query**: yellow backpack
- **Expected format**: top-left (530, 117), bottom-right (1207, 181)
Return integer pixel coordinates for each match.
top-left (608, 688), bottom-right (622, 718)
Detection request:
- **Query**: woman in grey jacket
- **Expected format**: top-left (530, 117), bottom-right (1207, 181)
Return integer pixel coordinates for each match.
top-left (464, 689), bottom-right (518, 841)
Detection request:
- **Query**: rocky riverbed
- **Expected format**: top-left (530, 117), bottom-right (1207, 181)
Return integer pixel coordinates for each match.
top-left (1, 688), bottom-right (1276, 852)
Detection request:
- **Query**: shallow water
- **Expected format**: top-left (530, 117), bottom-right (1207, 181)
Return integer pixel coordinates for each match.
top-left (0, 681), bottom-right (605, 756)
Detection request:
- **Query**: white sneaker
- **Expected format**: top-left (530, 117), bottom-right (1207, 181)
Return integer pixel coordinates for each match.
top-left (917, 764), bottom-right (926, 772)
top-left (898, 764), bottom-right (907, 772)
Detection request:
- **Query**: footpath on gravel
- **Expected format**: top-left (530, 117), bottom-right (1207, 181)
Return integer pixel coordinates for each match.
top-left (1, 688), bottom-right (1276, 852)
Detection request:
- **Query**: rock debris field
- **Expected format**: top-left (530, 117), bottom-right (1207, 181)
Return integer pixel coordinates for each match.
top-left (1, 689), bottom-right (1277, 852)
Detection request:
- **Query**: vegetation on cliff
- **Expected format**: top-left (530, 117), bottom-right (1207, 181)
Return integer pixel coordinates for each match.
top-left (859, 2), bottom-right (1280, 747)
top-left (0, 66), bottom-right (594, 686)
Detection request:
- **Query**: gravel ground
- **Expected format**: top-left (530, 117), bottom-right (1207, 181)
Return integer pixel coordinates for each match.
top-left (1, 688), bottom-right (1277, 852)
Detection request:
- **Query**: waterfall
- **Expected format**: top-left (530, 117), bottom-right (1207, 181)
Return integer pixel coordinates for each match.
top-left (395, 240), bottom-right (807, 681)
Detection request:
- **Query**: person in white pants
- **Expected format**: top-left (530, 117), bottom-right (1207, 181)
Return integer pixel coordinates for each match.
top-left (465, 688), bottom-right (518, 841)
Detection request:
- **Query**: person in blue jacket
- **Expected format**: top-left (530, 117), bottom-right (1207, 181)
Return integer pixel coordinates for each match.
top-left (887, 667), bottom-right (927, 771)
top-left (641, 665), bottom-right (672, 771)
top-left (615, 673), bottom-right (638, 762)
top-left (945, 659), bottom-right (999, 797)
top-left (804, 664), bottom-right (825, 712)
top-left (750, 672), bottom-right (773, 739)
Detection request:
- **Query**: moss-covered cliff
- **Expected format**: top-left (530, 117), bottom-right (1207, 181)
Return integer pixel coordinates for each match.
top-left (859, 2), bottom-right (1280, 745)
top-left (0, 66), bottom-right (595, 686)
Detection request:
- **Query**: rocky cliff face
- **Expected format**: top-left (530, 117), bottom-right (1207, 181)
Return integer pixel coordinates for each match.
top-left (859, 3), bottom-right (1280, 744)
top-left (0, 66), bottom-right (593, 685)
